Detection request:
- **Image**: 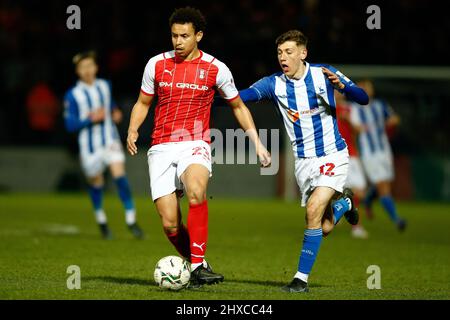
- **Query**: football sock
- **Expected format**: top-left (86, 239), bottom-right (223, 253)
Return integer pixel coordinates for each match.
top-left (187, 200), bottom-right (208, 265)
top-left (165, 224), bottom-right (191, 260)
top-left (294, 271), bottom-right (309, 283)
top-left (380, 195), bottom-right (400, 223)
top-left (297, 228), bottom-right (323, 281)
top-left (115, 176), bottom-right (136, 224)
top-left (88, 185), bottom-right (103, 210)
top-left (95, 210), bottom-right (107, 224)
top-left (332, 198), bottom-right (351, 225)
top-left (364, 185), bottom-right (377, 208)
top-left (88, 185), bottom-right (106, 223)
top-left (125, 209), bottom-right (136, 225)
top-left (191, 262), bottom-right (203, 271)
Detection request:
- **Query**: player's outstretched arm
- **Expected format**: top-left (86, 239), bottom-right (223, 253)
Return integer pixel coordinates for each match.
top-left (239, 88), bottom-right (260, 103)
top-left (127, 92), bottom-right (153, 156)
top-left (228, 97), bottom-right (271, 167)
top-left (322, 67), bottom-right (369, 105)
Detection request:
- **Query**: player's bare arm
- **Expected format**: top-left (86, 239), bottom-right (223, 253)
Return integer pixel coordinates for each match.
top-left (127, 92), bottom-right (154, 156)
top-left (227, 96), bottom-right (271, 167)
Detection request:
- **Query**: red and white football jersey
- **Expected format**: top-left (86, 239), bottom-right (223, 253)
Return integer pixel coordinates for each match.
top-left (141, 50), bottom-right (239, 146)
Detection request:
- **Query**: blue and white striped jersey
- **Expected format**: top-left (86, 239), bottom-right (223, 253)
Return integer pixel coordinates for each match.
top-left (64, 79), bottom-right (120, 155)
top-left (350, 99), bottom-right (394, 158)
top-left (249, 62), bottom-right (356, 158)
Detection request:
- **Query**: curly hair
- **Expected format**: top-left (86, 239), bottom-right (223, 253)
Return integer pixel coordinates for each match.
top-left (169, 6), bottom-right (206, 33)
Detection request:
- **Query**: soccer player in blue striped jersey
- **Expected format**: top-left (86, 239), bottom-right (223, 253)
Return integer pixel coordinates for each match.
top-left (64, 51), bottom-right (144, 240)
top-left (350, 79), bottom-right (407, 231)
top-left (239, 30), bottom-right (369, 292)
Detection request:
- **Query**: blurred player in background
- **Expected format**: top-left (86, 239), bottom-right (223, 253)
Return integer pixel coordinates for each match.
top-left (239, 30), bottom-right (368, 292)
top-left (350, 79), bottom-right (407, 231)
top-left (64, 51), bottom-right (144, 240)
top-left (335, 91), bottom-right (369, 239)
top-left (126, 7), bottom-right (271, 288)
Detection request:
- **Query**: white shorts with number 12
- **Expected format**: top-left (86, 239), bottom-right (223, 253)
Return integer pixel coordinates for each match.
top-left (295, 148), bottom-right (349, 207)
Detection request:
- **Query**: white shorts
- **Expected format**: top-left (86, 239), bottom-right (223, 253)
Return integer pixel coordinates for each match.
top-left (147, 140), bottom-right (212, 201)
top-left (345, 156), bottom-right (367, 190)
top-left (361, 152), bottom-right (394, 184)
top-left (295, 148), bottom-right (349, 207)
top-left (80, 140), bottom-right (125, 178)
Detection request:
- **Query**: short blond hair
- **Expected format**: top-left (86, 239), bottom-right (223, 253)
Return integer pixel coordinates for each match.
top-left (72, 50), bottom-right (97, 66)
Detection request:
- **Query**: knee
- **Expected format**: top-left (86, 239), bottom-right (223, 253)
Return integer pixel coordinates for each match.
top-left (186, 182), bottom-right (206, 205)
top-left (306, 200), bottom-right (323, 228)
top-left (110, 162), bottom-right (125, 178)
top-left (161, 216), bottom-right (180, 234)
top-left (88, 175), bottom-right (104, 187)
top-left (157, 209), bottom-right (179, 232)
top-left (376, 182), bottom-right (391, 197)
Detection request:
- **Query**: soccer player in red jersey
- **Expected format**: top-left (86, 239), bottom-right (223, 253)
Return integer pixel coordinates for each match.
top-left (335, 91), bottom-right (369, 239)
top-left (126, 7), bottom-right (271, 288)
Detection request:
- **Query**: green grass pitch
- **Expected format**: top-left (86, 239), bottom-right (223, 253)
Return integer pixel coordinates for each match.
top-left (0, 193), bottom-right (449, 300)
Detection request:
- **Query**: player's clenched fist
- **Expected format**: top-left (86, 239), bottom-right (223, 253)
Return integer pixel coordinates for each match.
top-left (127, 130), bottom-right (139, 155)
top-left (112, 108), bottom-right (123, 124)
top-left (257, 145), bottom-right (272, 168)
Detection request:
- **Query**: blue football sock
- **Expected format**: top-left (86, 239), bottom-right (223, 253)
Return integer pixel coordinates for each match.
top-left (115, 176), bottom-right (134, 211)
top-left (88, 185), bottom-right (103, 211)
top-left (380, 196), bottom-right (400, 223)
top-left (364, 185), bottom-right (378, 208)
top-left (332, 198), bottom-right (350, 225)
top-left (298, 228), bottom-right (323, 275)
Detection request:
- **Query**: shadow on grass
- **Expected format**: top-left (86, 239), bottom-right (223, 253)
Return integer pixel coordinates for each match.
top-left (83, 276), bottom-right (327, 290)
top-left (222, 279), bottom-right (326, 288)
top-left (84, 276), bottom-right (150, 286)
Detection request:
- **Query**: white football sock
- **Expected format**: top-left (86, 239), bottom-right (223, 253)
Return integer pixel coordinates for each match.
top-left (191, 262), bottom-right (203, 271)
top-left (294, 271), bottom-right (309, 283)
top-left (125, 209), bottom-right (136, 225)
top-left (95, 209), bottom-right (107, 224)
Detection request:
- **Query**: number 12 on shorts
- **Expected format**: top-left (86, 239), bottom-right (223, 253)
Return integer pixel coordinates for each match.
top-left (319, 163), bottom-right (335, 176)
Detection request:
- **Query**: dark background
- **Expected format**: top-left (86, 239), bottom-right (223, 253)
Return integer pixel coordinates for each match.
top-left (1, 0), bottom-right (449, 156)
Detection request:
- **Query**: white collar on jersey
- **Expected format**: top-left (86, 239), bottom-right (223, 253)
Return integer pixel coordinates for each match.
top-left (77, 79), bottom-right (98, 88)
top-left (284, 61), bottom-right (310, 83)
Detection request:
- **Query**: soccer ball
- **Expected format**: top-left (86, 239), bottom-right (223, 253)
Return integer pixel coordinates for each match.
top-left (154, 256), bottom-right (191, 290)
